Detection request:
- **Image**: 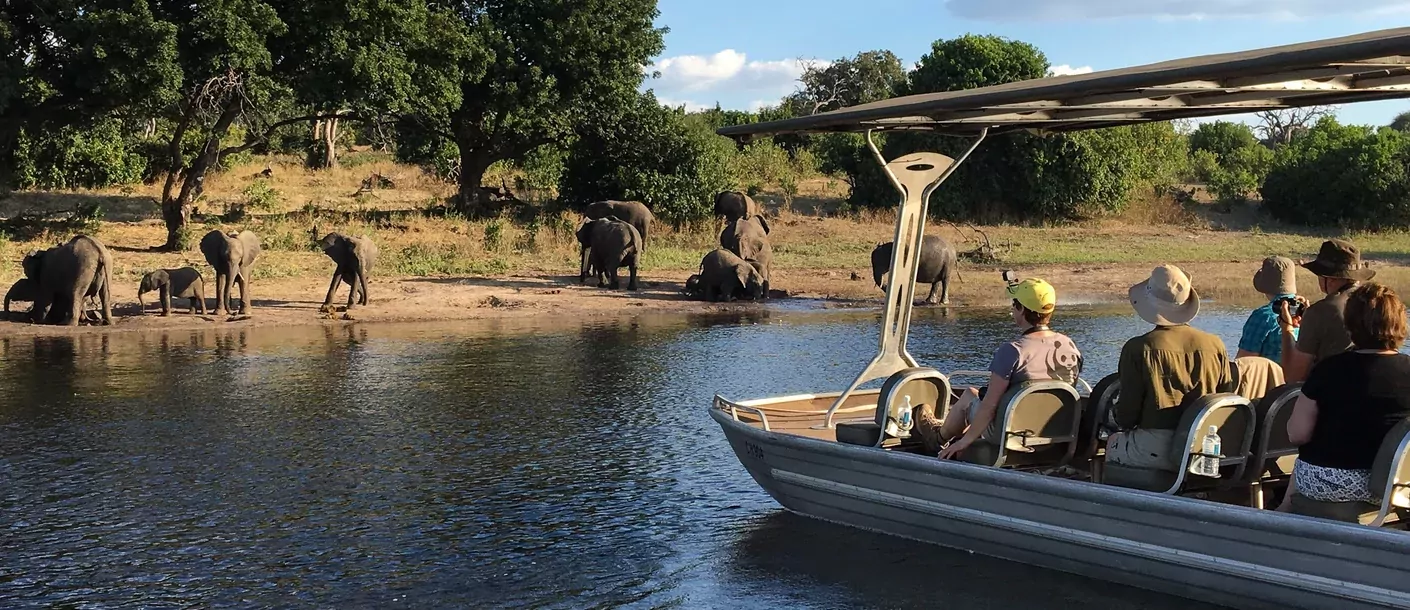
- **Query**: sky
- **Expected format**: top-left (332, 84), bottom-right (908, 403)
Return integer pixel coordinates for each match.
top-left (644, 0), bottom-right (1410, 127)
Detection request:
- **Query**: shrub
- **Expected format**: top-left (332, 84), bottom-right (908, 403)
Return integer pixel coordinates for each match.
top-left (1262, 118), bottom-right (1410, 228)
top-left (12, 119), bottom-right (147, 190)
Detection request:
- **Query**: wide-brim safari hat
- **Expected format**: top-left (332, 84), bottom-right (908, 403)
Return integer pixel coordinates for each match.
top-left (1302, 239), bottom-right (1375, 281)
top-left (1129, 264), bottom-right (1200, 326)
top-left (1252, 255), bottom-right (1296, 296)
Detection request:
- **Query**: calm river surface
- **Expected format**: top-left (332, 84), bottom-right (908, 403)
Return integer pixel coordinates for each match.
top-left (0, 304), bottom-right (1251, 608)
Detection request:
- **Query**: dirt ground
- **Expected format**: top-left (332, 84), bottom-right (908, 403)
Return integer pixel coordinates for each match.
top-left (7, 259), bottom-right (1398, 338)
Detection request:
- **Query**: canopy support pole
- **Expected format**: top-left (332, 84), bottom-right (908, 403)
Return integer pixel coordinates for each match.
top-left (821, 128), bottom-right (987, 429)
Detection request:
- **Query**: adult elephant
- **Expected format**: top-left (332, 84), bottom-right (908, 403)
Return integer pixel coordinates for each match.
top-left (696, 249), bottom-right (764, 302)
top-left (720, 216), bottom-right (773, 298)
top-left (713, 191), bottom-right (770, 234)
top-left (316, 232), bottom-right (378, 311)
top-left (584, 200), bottom-right (653, 251)
top-left (870, 234), bottom-right (958, 305)
top-left (582, 217), bottom-right (641, 291)
top-left (200, 230), bottom-right (262, 316)
top-left (21, 234), bottom-right (113, 326)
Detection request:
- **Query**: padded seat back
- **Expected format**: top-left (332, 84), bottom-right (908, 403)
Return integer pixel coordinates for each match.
top-left (1103, 393), bottom-right (1254, 495)
top-left (1370, 417), bottom-right (1410, 526)
top-left (1243, 383), bottom-right (1303, 483)
top-left (835, 367), bottom-right (951, 447)
top-left (966, 380), bottom-right (1081, 468)
top-left (1077, 373), bottom-right (1119, 461)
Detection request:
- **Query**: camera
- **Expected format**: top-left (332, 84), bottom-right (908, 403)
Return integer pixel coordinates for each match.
top-left (1276, 295), bottom-right (1305, 318)
top-left (1001, 270), bottom-right (1019, 285)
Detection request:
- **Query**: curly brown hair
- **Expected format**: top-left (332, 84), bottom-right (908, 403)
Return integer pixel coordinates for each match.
top-left (1344, 282), bottom-right (1408, 351)
top-left (1012, 299), bottom-right (1054, 326)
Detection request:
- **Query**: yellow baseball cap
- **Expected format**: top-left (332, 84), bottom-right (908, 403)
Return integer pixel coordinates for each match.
top-left (1006, 278), bottom-right (1056, 313)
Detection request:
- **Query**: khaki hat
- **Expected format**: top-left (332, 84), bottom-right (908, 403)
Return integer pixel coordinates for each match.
top-left (1253, 256), bottom-right (1296, 296)
top-left (1302, 239), bottom-right (1375, 281)
top-left (1129, 264), bottom-right (1200, 326)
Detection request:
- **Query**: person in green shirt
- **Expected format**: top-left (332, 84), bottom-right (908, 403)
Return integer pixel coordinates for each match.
top-left (1106, 264), bottom-right (1235, 474)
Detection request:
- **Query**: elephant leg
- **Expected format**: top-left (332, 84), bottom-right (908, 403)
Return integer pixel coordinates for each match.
top-left (939, 267), bottom-right (952, 304)
top-left (66, 287), bottom-right (83, 326)
top-left (196, 282), bottom-right (208, 315)
top-left (236, 273), bottom-right (250, 315)
top-left (579, 247), bottom-right (590, 284)
top-left (357, 263), bottom-right (369, 306)
top-left (346, 275), bottom-right (357, 310)
top-left (922, 281), bottom-right (941, 305)
top-left (161, 286), bottom-right (172, 316)
top-left (218, 271), bottom-right (232, 316)
top-left (627, 257), bottom-right (639, 291)
top-left (608, 265), bottom-right (621, 290)
top-left (705, 284), bottom-right (718, 302)
top-left (322, 271), bottom-right (341, 312)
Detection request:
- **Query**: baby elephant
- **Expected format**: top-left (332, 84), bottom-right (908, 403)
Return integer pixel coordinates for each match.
top-left (5, 278), bottom-right (36, 320)
top-left (138, 268), bottom-right (208, 316)
top-left (316, 232), bottom-right (378, 311)
top-left (697, 249), bottom-right (765, 302)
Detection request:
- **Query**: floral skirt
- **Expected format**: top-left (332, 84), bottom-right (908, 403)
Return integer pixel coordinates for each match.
top-left (1292, 458), bottom-right (1374, 503)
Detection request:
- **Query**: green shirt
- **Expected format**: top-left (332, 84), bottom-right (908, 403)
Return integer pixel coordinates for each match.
top-left (1115, 324), bottom-right (1234, 431)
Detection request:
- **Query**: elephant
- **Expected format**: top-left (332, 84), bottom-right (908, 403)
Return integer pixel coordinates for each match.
top-left (870, 234), bottom-right (958, 305)
top-left (584, 200), bottom-right (653, 251)
top-left (21, 235), bottom-right (114, 326)
top-left (720, 216), bottom-right (773, 298)
top-left (582, 217), bottom-right (641, 290)
top-left (315, 232), bottom-right (378, 311)
top-left (138, 267), bottom-right (207, 316)
top-left (713, 191), bottom-right (771, 234)
top-left (575, 217), bottom-right (613, 283)
top-left (696, 249), bottom-right (764, 302)
top-left (200, 230), bottom-right (262, 316)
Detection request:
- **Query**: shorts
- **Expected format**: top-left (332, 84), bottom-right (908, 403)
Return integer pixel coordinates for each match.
top-left (1105, 428), bottom-right (1178, 471)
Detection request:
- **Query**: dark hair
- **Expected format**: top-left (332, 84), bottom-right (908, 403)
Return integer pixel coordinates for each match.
top-left (1344, 282), bottom-right (1408, 351)
top-left (1012, 299), bottom-right (1053, 326)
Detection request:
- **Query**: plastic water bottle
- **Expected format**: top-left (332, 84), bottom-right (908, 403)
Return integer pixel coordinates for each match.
top-left (1191, 425), bottom-right (1222, 477)
top-left (887, 395), bottom-right (915, 438)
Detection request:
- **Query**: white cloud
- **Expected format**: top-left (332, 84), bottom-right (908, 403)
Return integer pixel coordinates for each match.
top-left (646, 50), bottom-right (817, 111)
top-left (1048, 64), bottom-right (1094, 77)
top-left (943, 0), bottom-right (1407, 21)
top-left (656, 97), bottom-right (715, 112)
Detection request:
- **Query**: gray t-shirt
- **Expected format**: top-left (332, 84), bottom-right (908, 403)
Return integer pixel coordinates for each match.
top-left (988, 332), bottom-right (1083, 384)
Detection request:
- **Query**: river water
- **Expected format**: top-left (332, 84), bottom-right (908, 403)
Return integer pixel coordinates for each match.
top-left (0, 304), bottom-right (1254, 608)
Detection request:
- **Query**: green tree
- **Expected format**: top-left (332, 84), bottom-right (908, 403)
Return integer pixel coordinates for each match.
top-left (405, 0), bottom-right (665, 217)
top-left (1391, 111), bottom-right (1410, 133)
top-left (1262, 118), bottom-right (1410, 228)
top-left (787, 50), bottom-right (907, 116)
top-left (560, 92), bottom-right (734, 225)
top-left (1188, 121), bottom-right (1258, 164)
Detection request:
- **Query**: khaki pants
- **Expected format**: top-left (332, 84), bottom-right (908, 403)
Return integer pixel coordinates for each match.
top-left (1106, 428), bottom-right (1178, 472)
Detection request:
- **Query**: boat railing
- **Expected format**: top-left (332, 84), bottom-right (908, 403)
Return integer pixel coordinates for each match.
top-left (714, 395), bottom-right (772, 432)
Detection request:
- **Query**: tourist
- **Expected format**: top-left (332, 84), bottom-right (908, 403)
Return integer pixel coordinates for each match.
top-left (1106, 265), bottom-right (1234, 474)
top-left (1279, 239), bottom-right (1375, 383)
top-left (1284, 282), bottom-right (1410, 520)
top-left (1237, 256), bottom-right (1299, 364)
top-left (913, 276), bottom-right (1082, 460)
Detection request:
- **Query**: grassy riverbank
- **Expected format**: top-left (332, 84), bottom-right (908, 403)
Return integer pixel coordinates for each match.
top-left (2, 153), bottom-right (1409, 336)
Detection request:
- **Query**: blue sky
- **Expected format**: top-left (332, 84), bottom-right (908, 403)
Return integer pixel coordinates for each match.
top-left (645, 1), bottom-right (1409, 127)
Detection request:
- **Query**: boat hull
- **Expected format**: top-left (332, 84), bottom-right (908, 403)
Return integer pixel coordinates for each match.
top-left (711, 407), bottom-right (1410, 610)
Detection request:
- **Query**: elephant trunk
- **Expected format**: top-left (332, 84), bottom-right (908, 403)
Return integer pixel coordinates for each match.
top-left (137, 292), bottom-right (146, 315)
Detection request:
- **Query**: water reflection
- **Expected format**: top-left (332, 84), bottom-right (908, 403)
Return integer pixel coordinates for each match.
top-left (0, 308), bottom-right (1241, 608)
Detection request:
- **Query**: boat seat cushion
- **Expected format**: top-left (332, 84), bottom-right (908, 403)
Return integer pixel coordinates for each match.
top-left (1102, 463), bottom-right (1179, 492)
top-left (1289, 494), bottom-right (1382, 524)
top-left (836, 422), bottom-right (883, 446)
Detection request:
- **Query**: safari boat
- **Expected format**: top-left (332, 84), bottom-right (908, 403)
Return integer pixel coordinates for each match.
top-left (711, 29), bottom-right (1410, 610)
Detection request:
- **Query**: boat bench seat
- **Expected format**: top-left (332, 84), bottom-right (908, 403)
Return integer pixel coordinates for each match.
top-left (1102, 393), bottom-right (1256, 495)
top-left (835, 368), bottom-right (951, 448)
top-left (964, 380), bottom-right (1082, 468)
top-left (1286, 417), bottom-right (1410, 527)
top-left (1241, 383), bottom-right (1303, 508)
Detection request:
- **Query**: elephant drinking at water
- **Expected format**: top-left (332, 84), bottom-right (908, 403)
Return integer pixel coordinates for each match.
top-left (870, 234), bottom-right (957, 305)
top-left (695, 249), bottom-right (764, 302)
top-left (316, 232), bottom-right (378, 311)
top-left (201, 230), bottom-right (262, 316)
top-left (21, 234), bottom-right (114, 325)
top-left (720, 216), bottom-right (773, 298)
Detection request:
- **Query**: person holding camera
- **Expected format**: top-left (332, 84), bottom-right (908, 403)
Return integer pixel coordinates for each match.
top-left (1237, 256), bottom-right (1300, 364)
top-left (914, 273), bottom-right (1082, 460)
top-left (1278, 239), bottom-right (1376, 384)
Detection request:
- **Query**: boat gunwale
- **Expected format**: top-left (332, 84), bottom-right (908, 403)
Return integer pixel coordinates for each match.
top-left (708, 401), bottom-right (1410, 553)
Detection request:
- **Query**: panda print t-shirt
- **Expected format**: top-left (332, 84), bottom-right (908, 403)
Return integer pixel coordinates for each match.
top-left (987, 331), bottom-right (1083, 385)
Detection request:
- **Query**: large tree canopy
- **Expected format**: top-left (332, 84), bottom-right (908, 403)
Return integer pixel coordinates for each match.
top-left (404, 0), bottom-right (665, 216)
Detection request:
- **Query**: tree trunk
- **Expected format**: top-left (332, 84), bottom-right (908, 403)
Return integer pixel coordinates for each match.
top-left (160, 100), bottom-right (241, 251)
top-left (454, 145), bottom-right (496, 218)
top-left (323, 117), bottom-right (339, 169)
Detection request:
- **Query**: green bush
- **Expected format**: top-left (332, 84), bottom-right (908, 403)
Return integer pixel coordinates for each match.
top-left (12, 119), bottom-right (147, 190)
top-left (1205, 144), bottom-right (1273, 205)
top-left (242, 179), bottom-right (283, 211)
top-left (1189, 121), bottom-right (1258, 163)
top-left (1262, 119), bottom-right (1410, 229)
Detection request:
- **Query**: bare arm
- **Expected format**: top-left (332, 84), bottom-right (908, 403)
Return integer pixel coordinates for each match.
top-left (1277, 299), bottom-right (1312, 383)
top-left (938, 373), bottom-right (1009, 459)
top-left (1286, 394), bottom-right (1319, 445)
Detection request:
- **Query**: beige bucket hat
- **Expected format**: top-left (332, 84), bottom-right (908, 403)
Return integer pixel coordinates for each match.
top-left (1252, 256), bottom-right (1296, 296)
top-left (1129, 264), bottom-right (1200, 326)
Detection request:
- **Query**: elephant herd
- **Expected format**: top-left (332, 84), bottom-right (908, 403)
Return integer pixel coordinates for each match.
top-left (684, 191), bottom-right (774, 302)
top-left (4, 229), bottom-right (378, 326)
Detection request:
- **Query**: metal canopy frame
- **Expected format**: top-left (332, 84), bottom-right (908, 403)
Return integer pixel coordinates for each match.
top-left (716, 28), bottom-right (1410, 430)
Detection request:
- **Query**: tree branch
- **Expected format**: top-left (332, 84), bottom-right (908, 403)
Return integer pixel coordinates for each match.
top-left (216, 112), bottom-right (360, 163)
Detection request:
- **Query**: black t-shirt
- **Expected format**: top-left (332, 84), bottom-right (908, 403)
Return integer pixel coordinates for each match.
top-left (1300, 351), bottom-right (1410, 469)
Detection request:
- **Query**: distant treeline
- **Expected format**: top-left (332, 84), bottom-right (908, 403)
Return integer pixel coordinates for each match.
top-left (6, 3), bottom-right (1410, 248)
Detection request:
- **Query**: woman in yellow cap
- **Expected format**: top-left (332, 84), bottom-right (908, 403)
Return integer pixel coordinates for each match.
top-left (915, 275), bottom-right (1084, 459)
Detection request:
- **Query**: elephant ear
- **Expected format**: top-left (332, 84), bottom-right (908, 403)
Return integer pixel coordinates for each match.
top-left (757, 215), bottom-right (771, 235)
top-left (735, 263), bottom-right (753, 291)
top-left (21, 250), bottom-right (43, 279)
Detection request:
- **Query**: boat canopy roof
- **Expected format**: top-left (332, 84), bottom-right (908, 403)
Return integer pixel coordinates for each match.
top-left (716, 28), bottom-right (1410, 141)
